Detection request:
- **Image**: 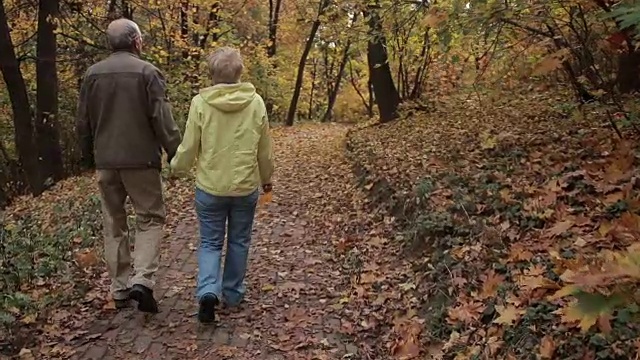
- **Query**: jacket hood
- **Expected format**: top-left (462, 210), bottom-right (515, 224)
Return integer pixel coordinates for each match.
top-left (199, 83), bottom-right (256, 113)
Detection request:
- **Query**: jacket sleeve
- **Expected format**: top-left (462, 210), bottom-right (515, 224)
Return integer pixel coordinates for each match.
top-left (257, 109), bottom-right (274, 185)
top-left (170, 97), bottom-right (201, 176)
top-left (76, 73), bottom-right (94, 168)
top-left (146, 66), bottom-right (182, 162)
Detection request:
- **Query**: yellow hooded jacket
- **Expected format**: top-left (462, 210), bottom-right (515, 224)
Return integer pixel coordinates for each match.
top-left (170, 83), bottom-right (274, 196)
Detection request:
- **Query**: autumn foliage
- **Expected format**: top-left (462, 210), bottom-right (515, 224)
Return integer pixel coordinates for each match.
top-left (348, 85), bottom-right (640, 358)
top-left (2, 0), bottom-right (640, 358)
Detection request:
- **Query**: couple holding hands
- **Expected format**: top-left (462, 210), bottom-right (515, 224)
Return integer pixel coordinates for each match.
top-left (76, 18), bottom-right (274, 324)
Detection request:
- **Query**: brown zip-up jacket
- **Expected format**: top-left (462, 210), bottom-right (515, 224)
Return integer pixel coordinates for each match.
top-left (76, 51), bottom-right (181, 169)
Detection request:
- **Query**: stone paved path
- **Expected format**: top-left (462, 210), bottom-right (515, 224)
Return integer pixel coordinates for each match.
top-left (70, 125), bottom-right (363, 360)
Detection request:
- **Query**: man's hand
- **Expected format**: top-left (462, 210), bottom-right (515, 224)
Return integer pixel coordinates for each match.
top-left (262, 183), bottom-right (273, 193)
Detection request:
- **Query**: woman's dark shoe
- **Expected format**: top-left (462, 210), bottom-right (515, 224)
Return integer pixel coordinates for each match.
top-left (198, 293), bottom-right (219, 324)
top-left (129, 284), bottom-right (159, 313)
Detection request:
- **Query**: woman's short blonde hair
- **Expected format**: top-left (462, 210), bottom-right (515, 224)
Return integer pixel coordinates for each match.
top-left (206, 47), bottom-right (243, 84)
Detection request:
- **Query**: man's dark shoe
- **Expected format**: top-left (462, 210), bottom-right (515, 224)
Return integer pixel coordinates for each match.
top-left (198, 293), bottom-right (218, 324)
top-left (129, 284), bottom-right (159, 314)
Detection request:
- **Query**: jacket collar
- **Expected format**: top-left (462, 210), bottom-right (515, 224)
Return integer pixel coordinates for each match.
top-left (111, 50), bottom-right (140, 58)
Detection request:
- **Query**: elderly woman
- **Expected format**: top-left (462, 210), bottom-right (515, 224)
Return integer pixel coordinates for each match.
top-left (170, 47), bottom-right (274, 324)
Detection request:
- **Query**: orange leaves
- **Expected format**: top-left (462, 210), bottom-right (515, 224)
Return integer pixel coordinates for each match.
top-left (532, 48), bottom-right (571, 76)
top-left (603, 142), bottom-right (635, 184)
top-left (421, 8), bottom-right (448, 29)
top-left (347, 67), bottom-right (640, 357)
top-left (507, 243), bottom-right (535, 263)
top-left (390, 318), bottom-right (423, 359)
top-left (545, 219), bottom-right (574, 238)
top-left (547, 243), bottom-right (640, 333)
top-left (539, 336), bottom-right (556, 359)
top-left (515, 265), bottom-right (560, 301)
top-left (74, 249), bottom-right (99, 269)
top-left (480, 270), bottom-right (505, 299)
top-left (259, 191), bottom-right (273, 206)
top-left (447, 298), bottom-right (485, 325)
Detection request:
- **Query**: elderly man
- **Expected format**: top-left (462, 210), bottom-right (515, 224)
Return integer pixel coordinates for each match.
top-left (76, 18), bottom-right (181, 313)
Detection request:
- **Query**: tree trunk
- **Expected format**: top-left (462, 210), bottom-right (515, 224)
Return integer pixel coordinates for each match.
top-left (347, 59), bottom-right (372, 117)
top-left (285, 0), bottom-right (330, 126)
top-left (264, 0), bottom-right (282, 117)
top-left (365, 4), bottom-right (400, 123)
top-left (0, 1), bottom-right (44, 195)
top-left (180, 0), bottom-right (189, 58)
top-left (36, 0), bottom-right (64, 183)
top-left (107, 0), bottom-right (118, 20)
top-left (322, 39), bottom-right (352, 122)
top-left (309, 58), bottom-right (317, 120)
top-left (267, 0), bottom-right (282, 57)
top-left (616, 51), bottom-right (640, 94)
top-left (122, 0), bottom-right (134, 19)
top-left (368, 79), bottom-right (374, 117)
top-left (197, 3), bottom-right (220, 49)
top-left (322, 46), bottom-right (335, 106)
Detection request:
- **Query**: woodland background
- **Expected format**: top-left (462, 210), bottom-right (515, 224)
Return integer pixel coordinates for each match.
top-left (4, 0), bottom-right (640, 358)
top-left (1, 0), bottom-right (639, 204)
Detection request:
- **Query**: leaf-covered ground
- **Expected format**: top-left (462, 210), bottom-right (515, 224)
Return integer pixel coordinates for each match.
top-left (5, 88), bottom-right (640, 360)
top-left (1, 123), bottom-right (427, 359)
top-left (347, 88), bottom-right (640, 359)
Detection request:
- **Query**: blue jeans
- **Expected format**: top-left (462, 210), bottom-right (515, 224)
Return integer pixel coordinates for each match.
top-left (194, 187), bottom-right (259, 305)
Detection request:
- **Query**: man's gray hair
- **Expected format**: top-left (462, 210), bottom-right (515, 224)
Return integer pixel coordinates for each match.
top-left (106, 18), bottom-right (141, 50)
top-left (207, 47), bottom-right (244, 84)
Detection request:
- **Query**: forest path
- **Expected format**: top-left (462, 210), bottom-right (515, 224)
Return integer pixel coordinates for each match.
top-left (72, 124), bottom-right (379, 360)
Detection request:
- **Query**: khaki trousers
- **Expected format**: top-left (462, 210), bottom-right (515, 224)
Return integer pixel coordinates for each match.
top-left (97, 168), bottom-right (165, 300)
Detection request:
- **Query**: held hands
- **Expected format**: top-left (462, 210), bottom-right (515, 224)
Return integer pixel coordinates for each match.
top-left (259, 183), bottom-right (273, 206)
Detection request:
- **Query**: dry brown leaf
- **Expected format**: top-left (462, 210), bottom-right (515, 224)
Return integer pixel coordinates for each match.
top-left (546, 220), bottom-right (574, 238)
top-left (539, 335), bottom-right (555, 359)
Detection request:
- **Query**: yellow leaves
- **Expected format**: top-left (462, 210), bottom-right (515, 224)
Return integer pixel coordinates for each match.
top-left (549, 284), bottom-right (580, 301)
top-left (532, 48), bottom-right (571, 76)
top-left (18, 348), bottom-right (34, 360)
top-left (480, 132), bottom-right (497, 150)
top-left (555, 301), bottom-right (600, 333)
top-left (598, 221), bottom-right (613, 237)
top-left (493, 305), bottom-right (523, 326)
top-left (421, 8), bottom-right (448, 29)
top-left (21, 313), bottom-right (37, 325)
top-left (81, 36), bottom-right (95, 45)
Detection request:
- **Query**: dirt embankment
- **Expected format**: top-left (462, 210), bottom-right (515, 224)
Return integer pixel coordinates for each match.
top-left (345, 89), bottom-right (640, 359)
